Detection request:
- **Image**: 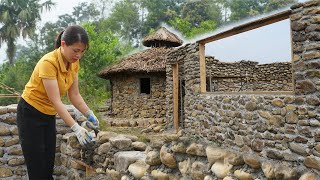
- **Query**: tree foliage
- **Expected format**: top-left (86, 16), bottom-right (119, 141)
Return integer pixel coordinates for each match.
top-left (0, 43), bottom-right (42, 105)
top-left (103, 0), bottom-right (142, 45)
top-left (0, 0), bottom-right (54, 64)
top-left (78, 23), bottom-right (133, 109)
top-left (140, 0), bottom-right (184, 36)
top-left (222, 0), bottom-right (297, 22)
top-left (181, 0), bottom-right (222, 27)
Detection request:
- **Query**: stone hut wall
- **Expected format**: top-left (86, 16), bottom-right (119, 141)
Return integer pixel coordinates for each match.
top-left (111, 73), bottom-right (167, 119)
top-left (205, 57), bottom-right (293, 92)
top-left (166, 0), bottom-right (320, 177)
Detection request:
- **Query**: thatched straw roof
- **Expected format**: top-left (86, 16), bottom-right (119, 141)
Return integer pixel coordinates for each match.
top-left (142, 27), bottom-right (183, 47)
top-left (98, 47), bottom-right (173, 79)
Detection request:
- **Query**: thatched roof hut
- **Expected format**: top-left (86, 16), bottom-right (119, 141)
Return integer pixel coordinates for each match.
top-left (98, 27), bottom-right (183, 79)
top-left (98, 47), bottom-right (172, 79)
top-left (142, 27), bottom-right (183, 47)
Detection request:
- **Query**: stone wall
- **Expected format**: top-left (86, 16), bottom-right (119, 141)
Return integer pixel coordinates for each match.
top-left (110, 73), bottom-right (167, 118)
top-left (166, 0), bottom-right (320, 178)
top-left (0, 105), bottom-right (24, 179)
top-left (1, 105), bottom-right (317, 179)
top-left (166, 43), bottom-right (195, 125)
top-left (0, 1), bottom-right (319, 179)
top-left (0, 104), bottom-right (78, 179)
top-left (256, 62), bottom-right (293, 91)
top-left (206, 57), bottom-right (293, 92)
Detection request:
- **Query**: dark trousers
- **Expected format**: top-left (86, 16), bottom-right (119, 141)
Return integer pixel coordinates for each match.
top-left (17, 98), bottom-right (56, 180)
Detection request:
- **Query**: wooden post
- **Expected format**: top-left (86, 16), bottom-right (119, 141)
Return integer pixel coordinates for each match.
top-left (289, 16), bottom-right (296, 93)
top-left (74, 160), bottom-right (96, 177)
top-left (172, 64), bottom-right (179, 132)
top-left (199, 43), bottom-right (206, 93)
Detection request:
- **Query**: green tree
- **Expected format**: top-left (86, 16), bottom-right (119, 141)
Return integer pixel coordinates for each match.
top-left (226, 0), bottom-right (297, 22)
top-left (140, 0), bottom-right (184, 36)
top-left (37, 22), bottom-right (64, 52)
top-left (55, 14), bottom-right (76, 28)
top-left (79, 23), bottom-right (133, 109)
top-left (0, 0), bottom-right (54, 64)
top-left (168, 17), bottom-right (191, 37)
top-left (227, 0), bottom-right (263, 22)
top-left (100, 0), bottom-right (184, 46)
top-left (264, 0), bottom-right (297, 13)
top-left (104, 0), bottom-right (141, 45)
top-left (0, 42), bottom-right (42, 105)
top-left (92, 0), bottom-right (119, 19)
top-left (36, 2), bottom-right (101, 53)
top-left (181, 0), bottom-right (222, 27)
top-left (72, 2), bottom-right (100, 23)
top-left (169, 17), bottom-right (217, 39)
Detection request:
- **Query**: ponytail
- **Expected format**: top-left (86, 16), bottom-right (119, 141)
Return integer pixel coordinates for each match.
top-left (54, 31), bottom-right (64, 49)
top-left (54, 25), bottom-right (89, 49)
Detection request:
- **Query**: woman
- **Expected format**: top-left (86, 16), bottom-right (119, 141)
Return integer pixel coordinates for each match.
top-left (17, 25), bottom-right (99, 179)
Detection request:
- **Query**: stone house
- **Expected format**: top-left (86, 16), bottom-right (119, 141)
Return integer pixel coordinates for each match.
top-left (0, 1), bottom-right (318, 179)
top-left (98, 27), bottom-right (183, 119)
top-left (163, 1), bottom-right (320, 175)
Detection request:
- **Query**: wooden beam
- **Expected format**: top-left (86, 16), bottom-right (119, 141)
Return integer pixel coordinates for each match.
top-left (172, 64), bottom-right (179, 132)
top-left (197, 10), bottom-right (291, 44)
top-left (199, 43), bottom-right (206, 93)
top-left (0, 94), bottom-right (20, 98)
top-left (289, 19), bottom-right (296, 93)
top-left (74, 160), bottom-right (96, 177)
top-left (203, 91), bottom-right (294, 95)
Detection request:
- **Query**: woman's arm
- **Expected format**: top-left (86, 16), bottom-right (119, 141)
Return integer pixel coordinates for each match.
top-left (42, 78), bottom-right (76, 127)
top-left (67, 74), bottom-right (90, 116)
top-left (43, 77), bottom-right (93, 147)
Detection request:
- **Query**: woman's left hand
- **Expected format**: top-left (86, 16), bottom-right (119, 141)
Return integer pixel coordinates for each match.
top-left (86, 110), bottom-right (99, 128)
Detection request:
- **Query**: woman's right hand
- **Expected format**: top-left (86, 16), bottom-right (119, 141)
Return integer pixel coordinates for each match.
top-left (71, 123), bottom-right (92, 147)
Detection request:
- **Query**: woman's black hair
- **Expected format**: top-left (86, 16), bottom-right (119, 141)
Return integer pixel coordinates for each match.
top-left (54, 25), bottom-right (89, 49)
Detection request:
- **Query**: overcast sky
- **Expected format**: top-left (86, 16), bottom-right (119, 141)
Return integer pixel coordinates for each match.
top-left (203, 18), bottom-right (291, 64)
top-left (0, 0), bottom-right (308, 64)
top-left (40, 0), bottom-right (90, 25)
top-left (0, 0), bottom-right (90, 63)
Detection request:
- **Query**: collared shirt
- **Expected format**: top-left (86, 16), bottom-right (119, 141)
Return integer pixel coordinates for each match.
top-left (22, 48), bottom-right (80, 115)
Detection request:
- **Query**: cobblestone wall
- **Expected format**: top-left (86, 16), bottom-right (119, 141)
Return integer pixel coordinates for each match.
top-left (0, 1), bottom-right (318, 179)
top-left (206, 57), bottom-right (293, 92)
top-left (256, 62), bottom-right (293, 91)
top-left (0, 104), bottom-right (78, 179)
top-left (110, 73), bottom-right (167, 118)
top-left (0, 105), bottom-right (318, 179)
top-left (0, 105), bottom-right (24, 179)
top-left (166, 0), bottom-right (320, 177)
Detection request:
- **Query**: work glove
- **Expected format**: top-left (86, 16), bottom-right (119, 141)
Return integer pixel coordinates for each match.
top-left (85, 109), bottom-right (99, 128)
top-left (71, 123), bottom-right (93, 148)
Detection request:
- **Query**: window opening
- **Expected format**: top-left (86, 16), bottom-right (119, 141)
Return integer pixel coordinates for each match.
top-left (140, 78), bottom-right (150, 94)
top-left (198, 10), bottom-right (293, 94)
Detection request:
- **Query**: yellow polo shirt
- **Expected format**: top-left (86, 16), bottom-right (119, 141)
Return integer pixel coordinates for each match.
top-left (22, 48), bottom-right (80, 115)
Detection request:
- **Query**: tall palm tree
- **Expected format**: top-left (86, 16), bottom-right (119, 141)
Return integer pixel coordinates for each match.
top-left (0, 0), bottom-right (55, 65)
